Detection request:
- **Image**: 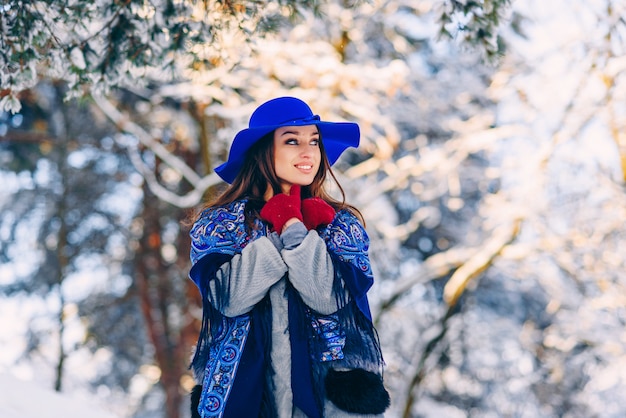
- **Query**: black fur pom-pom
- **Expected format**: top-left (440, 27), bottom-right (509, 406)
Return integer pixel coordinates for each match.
top-left (325, 368), bottom-right (390, 414)
top-left (191, 385), bottom-right (202, 418)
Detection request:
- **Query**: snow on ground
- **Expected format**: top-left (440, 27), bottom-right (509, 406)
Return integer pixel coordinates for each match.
top-left (0, 372), bottom-right (120, 418)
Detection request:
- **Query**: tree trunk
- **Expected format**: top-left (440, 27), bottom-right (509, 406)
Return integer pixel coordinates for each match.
top-left (135, 186), bottom-right (184, 418)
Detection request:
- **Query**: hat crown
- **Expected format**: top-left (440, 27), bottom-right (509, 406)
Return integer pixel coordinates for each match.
top-left (249, 97), bottom-right (316, 128)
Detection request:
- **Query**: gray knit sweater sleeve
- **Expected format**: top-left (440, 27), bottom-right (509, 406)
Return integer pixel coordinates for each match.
top-left (210, 236), bottom-right (288, 317)
top-left (282, 229), bottom-right (337, 315)
top-left (280, 222), bottom-right (308, 250)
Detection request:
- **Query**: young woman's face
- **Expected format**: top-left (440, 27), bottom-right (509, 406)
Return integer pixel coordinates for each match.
top-left (273, 124), bottom-right (321, 194)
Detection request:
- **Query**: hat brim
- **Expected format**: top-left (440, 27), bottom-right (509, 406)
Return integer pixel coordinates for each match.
top-left (215, 120), bottom-right (359, 183)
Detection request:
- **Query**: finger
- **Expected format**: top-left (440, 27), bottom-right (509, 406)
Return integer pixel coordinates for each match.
top-left (289, 184), bottom-right (301, 198)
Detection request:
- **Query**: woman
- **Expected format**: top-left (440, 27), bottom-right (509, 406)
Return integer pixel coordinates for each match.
top-left (188, 97), bottom-right (389, 418)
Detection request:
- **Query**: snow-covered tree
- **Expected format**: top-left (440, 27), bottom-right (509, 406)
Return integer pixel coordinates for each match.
top-left (6, 1), bottom-right (626, 418)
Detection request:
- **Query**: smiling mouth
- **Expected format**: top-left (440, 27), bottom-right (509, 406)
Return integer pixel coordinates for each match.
top-left (295, 165), bottom-right (313, 170)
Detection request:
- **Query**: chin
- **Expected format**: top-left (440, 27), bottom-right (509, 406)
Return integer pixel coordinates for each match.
top-left (291, 177), bottom-right (314, 186)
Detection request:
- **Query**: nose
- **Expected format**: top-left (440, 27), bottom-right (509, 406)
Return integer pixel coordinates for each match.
top-left (300, 144), bottom-right (315, 157)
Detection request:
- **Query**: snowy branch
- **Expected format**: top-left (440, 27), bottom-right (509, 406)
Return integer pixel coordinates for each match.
top-left (93, 96), bottom-right (221, 208)
top-left (375, 246), bottom-right (470, 325)
top-left (443, 218), bottom-right (522, 307)
top-left (124, 140), bottom-right (220, 208)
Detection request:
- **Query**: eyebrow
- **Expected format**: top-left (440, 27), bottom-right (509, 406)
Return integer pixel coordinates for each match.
top-left (280, 130), bottom-right (320, 137)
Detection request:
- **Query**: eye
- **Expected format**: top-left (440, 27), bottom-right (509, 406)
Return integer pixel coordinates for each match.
top-left (310, 138), bottom-right (320, 146)
top-left (285, 138), bottom-right (298, 145)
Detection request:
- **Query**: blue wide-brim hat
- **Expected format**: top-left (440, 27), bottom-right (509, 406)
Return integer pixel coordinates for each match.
top-left (215, 96), bottom-right (360, 183)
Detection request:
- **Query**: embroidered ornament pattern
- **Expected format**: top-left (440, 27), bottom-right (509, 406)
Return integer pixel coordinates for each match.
top-left (190, 200), bottom-right (269, 265)
top-left (190, 201), bottom-right (249, 264)
top-left (310, 313), bottom-right (346, 361)
top-left (323, 210), bottom-right (373, 280)
top-left (198, 316), bottom-right (251, 417)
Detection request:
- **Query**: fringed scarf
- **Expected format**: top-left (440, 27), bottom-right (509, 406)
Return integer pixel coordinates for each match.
top-left (188, 200), bottom-right (383, 418)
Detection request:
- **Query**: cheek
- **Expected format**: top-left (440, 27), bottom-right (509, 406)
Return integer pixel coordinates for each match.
top-left (275, 148), bottom-right (291, 167)
top-left (273, 148), bottom-right (292, 177)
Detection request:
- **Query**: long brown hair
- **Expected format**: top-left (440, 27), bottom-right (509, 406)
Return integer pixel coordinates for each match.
top-left (193, 129), bottom-right (363, 225)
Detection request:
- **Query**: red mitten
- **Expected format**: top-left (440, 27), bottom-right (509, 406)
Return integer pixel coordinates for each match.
top-left (260, 185), bottom-right (303, 233)
top-left (301, 197), bottom-right (336, 230)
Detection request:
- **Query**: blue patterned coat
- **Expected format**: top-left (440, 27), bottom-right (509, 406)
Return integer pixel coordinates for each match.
top-left (189, 200), bottom-right (385, 417)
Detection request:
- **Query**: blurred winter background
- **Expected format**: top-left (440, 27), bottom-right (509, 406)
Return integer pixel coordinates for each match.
top-left (1, 0), bottom-right (626, 417)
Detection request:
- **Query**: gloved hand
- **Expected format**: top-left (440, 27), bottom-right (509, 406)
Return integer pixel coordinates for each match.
top-left (260, 184), bottom-right (303, 233)
top-left (301, 197), bottom-right (336, 230)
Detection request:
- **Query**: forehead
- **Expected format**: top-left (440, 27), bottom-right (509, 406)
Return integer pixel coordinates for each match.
top-left (274, 125), bottom-right (319, 137)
